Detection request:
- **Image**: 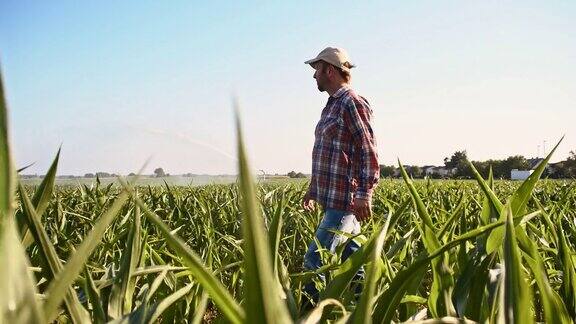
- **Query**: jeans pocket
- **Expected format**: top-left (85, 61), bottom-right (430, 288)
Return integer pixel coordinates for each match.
top-left (305, 210), bottom-right (360, 270)
top-left (329, 212), bottom-right (356, 252)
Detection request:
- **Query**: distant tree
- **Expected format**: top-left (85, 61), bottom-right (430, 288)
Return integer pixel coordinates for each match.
top-left (154, 168), bottom-right (166, 177)
top-left (128, 172), bottom-right (136, 176)
top-left (471, 161), bottom-right (489, 178)
top-left (564, 150), bottom-right (576, 178)
top-left (408, 166), bottom-right (422, 178)
top-left (443, 150), bottom-right (472, 178)
top-left (444, 151), bottom-right (474, 178)
top-left (505, 155), bottom-right (529, 170)
top-left (548, 162), bottom-right (564, 179)
top-left (286, 171), bottom-right (306, 179)
top-left (465, 156), bottom-right (531, 179)
top-left (96, 172), bottom-right (111, 178)
top-left (379, 165), bottom-right (396, 178)
top-left (487, 160), bottom-right (506, 179)
top-left (444, 151), bottom-right (467, 169)
top-left (492, 155), bottom-right (529, 179)
top-left (84, 173), bottom-right (95, 178)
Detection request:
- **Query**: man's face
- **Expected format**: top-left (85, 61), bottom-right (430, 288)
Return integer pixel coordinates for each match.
top-left (312, 62), bottom-right (329, 92)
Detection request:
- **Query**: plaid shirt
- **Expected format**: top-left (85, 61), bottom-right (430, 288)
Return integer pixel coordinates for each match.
top-left (308, 86), bottom-right (380, 211)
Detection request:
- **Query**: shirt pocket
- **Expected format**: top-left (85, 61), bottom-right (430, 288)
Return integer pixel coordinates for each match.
top-left (317, 116), bottom-right (340, 139)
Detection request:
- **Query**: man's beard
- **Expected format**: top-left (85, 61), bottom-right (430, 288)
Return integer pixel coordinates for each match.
top-left (316, 81), bottom-right (325, 92)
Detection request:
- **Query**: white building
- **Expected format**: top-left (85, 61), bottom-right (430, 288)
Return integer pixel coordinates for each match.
top-left (435, 167), bottom-right (455, 177)
top-left (511, 169), bottom-right (533, 180)
top-left (422, 166), bottom-right (436, 176)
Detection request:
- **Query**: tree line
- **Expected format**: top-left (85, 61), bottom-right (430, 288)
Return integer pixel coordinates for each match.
top-left (380, 150), bottom-right (576, 179)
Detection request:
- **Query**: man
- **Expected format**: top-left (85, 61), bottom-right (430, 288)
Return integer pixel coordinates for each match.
top-left (302, 47), bottom-right (380, 303)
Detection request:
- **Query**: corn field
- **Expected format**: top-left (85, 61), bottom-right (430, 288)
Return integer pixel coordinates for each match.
top-left (1, 74), bottom-right (576, 324)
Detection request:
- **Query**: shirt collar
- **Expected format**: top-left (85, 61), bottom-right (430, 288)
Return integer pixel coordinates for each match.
top-left (331, 85), bottom-right (350, 99)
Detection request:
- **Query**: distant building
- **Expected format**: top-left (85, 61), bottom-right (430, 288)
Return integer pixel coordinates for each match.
top-left (422, 166), bottom-right (436, 176)
top-left (434, 167), bottom-right (455, 177)
top-left (511, 169), bottom-right (533, 180)
top-left (419, 166), bottom-right (455, 177)
top-left (510, 157), bottom-right (555, 180)
top-left (393, 165), bottom-right (418, 177)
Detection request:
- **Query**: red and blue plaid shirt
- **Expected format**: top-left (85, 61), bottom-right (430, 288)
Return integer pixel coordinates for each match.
top-left (308, 86), bottom-right (380, 211)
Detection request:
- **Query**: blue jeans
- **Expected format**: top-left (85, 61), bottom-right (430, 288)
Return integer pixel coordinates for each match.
top-left (303, 208), bottom-right (364, 302)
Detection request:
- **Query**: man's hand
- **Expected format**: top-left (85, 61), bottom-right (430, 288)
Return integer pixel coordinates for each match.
top-left (302, 192), bottom-right (315, 212)
top-left (354, 197), bottom-right (372, 222)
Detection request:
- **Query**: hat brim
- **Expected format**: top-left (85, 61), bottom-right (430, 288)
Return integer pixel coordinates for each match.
top-left (304, 58), bottom-right (322, 66)
top-left (304, 58), bottom-right (355, 71)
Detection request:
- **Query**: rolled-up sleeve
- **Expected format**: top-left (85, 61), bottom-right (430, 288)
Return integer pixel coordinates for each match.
top-left (307, 174), bottom-right (317, 200)
top-left (344, 98), bottom-right (379, 200)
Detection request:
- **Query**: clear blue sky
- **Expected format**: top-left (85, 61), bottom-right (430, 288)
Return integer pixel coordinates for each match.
top-left (1, 0), bottom-right (575, 175)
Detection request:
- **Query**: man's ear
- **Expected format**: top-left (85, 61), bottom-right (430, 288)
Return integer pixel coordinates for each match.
top-left (325, 64), bottom-right (334, 77)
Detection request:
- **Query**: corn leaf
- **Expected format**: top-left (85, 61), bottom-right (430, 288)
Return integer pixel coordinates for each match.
top-left (18, 182), bottom-right (91, 323)
top-left (399, 161), bottom-right (455, 318)
top-left (484, 137), bottom-right (563, 254)
top-left (44, 189), bottom-right (130, 322)
top-left (501, 203), bottom-right (533, 323)
top-left (372, 218), bottom-right (507, 323)
top-left (120, 179), bottom-right (245, 324)
top-left (83, 267), bottom-right (106, 323)
top-left (235, 110), bottom-right (292, 323)
top-left (0, 65), bottom-right (43, 324)
top-left (349, 224), bottom-right (388, 323)
top-left (108, 202), bottom-right (142, 318)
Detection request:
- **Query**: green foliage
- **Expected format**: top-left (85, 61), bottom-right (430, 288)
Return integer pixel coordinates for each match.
top-left (6, 169), bottom-right (576, 323)
top-left (287, 171), bottom-right (306, 178)
top-left (379, 165), bottom-right (395, 178)
top-left (154, 168), bottom-right (166, 177)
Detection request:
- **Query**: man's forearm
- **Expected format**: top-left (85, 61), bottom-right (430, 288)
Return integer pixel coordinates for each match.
top-left (355, 146), bottom-right (379, 200)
